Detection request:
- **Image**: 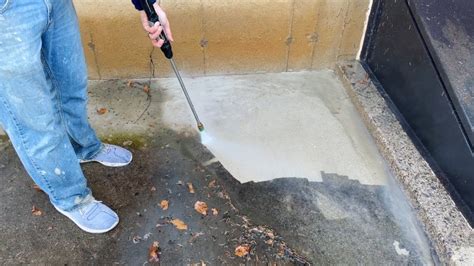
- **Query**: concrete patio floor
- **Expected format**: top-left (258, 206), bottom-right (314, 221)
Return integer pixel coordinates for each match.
top-left (0, 70), bottom-right (437, 264)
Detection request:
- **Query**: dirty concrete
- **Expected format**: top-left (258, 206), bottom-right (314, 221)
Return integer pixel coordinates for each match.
top-left (0, 71), bottom-right (437, 264)
top-left (0, 131), bottom-right (308, 264)
top-left (74, 0), bottom-right (370, 79)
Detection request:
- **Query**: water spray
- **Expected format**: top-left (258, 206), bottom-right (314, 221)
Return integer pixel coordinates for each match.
top-left (140, 0), bottom-right (205, 133)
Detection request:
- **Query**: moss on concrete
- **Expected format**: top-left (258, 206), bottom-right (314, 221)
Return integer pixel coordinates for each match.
top-left (99, 133), bottom-right (150, 150)
top-left (0, 135), bottom-right (9, 142)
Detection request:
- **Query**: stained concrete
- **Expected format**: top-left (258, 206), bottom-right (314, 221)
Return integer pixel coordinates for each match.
top-left (0, 70), bottom-right (436, 264)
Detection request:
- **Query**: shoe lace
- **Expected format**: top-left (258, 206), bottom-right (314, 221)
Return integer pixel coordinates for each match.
top-left (104, 144), bottom-right (112, 153)
top-left (78, 200), bottom-right (103, 216)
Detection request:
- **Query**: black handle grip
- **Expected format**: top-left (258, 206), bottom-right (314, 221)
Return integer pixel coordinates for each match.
top-left (139, 0), bottom-right (173, 59)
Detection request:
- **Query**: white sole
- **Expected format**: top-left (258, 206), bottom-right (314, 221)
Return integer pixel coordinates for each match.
top-left (79, 153), bottom-right (133, 167)
top-left (54, 205), bottom-right (119, 234)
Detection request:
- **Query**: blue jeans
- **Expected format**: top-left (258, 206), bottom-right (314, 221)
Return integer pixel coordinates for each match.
top-left (0, 0), bottom-right (102, 210)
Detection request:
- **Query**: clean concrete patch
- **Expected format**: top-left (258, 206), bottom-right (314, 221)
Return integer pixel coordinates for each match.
top-left (131, 71), bottom-right (389, 186)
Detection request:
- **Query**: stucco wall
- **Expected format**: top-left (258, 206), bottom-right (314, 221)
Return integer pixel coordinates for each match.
top-left (75, 0), bottom-right (370, 79)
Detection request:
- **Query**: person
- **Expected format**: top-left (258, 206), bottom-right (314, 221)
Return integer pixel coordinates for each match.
top-left (0, 0), bottom-right (172, 233)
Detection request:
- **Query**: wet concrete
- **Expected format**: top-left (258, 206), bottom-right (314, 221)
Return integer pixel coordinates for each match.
top-left (228, 176), bottom-right (431, 264)
top-left (87, 71), bottom-right (390, 186)
top-left (0, 129), bottom-right (435, 264)
top-left (337, 61), bottom-right (474, 264)
top-left (0, 71), bottom-right (437, 264)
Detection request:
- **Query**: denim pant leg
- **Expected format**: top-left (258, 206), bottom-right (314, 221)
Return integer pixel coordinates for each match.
top-left (41, 0), bottom-right (102, 160)
top-left (0, 0), bottom-right (91, 211)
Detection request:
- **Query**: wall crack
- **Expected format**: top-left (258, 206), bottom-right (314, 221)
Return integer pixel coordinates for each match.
top-left (87, 32), bottom-right (102, 80)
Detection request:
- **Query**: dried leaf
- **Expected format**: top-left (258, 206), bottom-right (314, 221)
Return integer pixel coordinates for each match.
top-left (96, 108), bottom-right (107, 115)
top-left (194, 201), bottom-right (208, 216)
top-left (187, 183), bottom-right (195, 193)
top-left (31, 205), bottom-right (42, 216)
top-left (211, 208), bottom-right (219, 216)
top-left (127, 80), bottom-right (133, 88)
top-left (33, 184), bottom-right (43, 192)
top-left (143, 85), bottom-right (150, 94)
top-left (148, 241), bottom-right (160, 262)
top-left (160, 200), bottom-right (169, 210)
top-left (235, 244), bottom-right (250, 257)
top-left (208, 180), bottom-right (217, 188)
top-left (170, 219), bottom-right (188, 230)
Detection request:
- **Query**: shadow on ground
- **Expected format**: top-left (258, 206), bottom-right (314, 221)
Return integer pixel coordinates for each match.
top-left (0, 130), bottom-right (434, 264)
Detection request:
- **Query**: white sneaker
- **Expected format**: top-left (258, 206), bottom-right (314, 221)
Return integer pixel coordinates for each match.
top-left (54, 199), bottom-right (119, 234)
top-left (80, 144), bottom-right (132, 167)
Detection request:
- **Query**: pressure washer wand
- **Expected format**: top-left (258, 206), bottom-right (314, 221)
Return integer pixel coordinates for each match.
top-left (139, 0), bottom-right (205, 132)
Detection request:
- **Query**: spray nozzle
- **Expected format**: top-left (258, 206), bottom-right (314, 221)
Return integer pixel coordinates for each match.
top-left (198, 123), bottom-right (205, 132)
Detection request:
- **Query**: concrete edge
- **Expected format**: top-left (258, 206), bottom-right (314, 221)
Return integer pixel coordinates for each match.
top-left (335, 60), bottom-right (473, 265)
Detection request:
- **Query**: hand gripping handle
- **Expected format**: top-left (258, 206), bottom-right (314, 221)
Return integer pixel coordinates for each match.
top-left (139, 0), bottom-right (173, 59)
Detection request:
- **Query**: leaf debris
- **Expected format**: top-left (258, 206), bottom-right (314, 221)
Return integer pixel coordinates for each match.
top-left (194, 201), bottom-right (208, 216)
top-left (31, 205), bottom-right (42, 216)
top-left (170, 219), bottom-right (188, 230)
top-left (96, 108), bottom-right (107, 115)
top-left (235, 244), bottom-right (250, 257)
top-left (143, 84), bottom-right (150, 94)
top-left (187, 182), bottom-right (195, 193)
top-left (148, 241), bottom-right (160, 263)
top-left (33, 184), bottom-right (43, 192)
top-left (160, 200), bottom-right (169, 210)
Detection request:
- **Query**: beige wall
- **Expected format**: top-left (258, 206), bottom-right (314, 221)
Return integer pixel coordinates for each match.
top-left (75, 0), bottom-right (369, 79)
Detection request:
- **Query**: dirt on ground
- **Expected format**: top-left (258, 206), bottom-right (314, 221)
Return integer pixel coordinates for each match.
top-left (0, 130), bottom-right (309, 265)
